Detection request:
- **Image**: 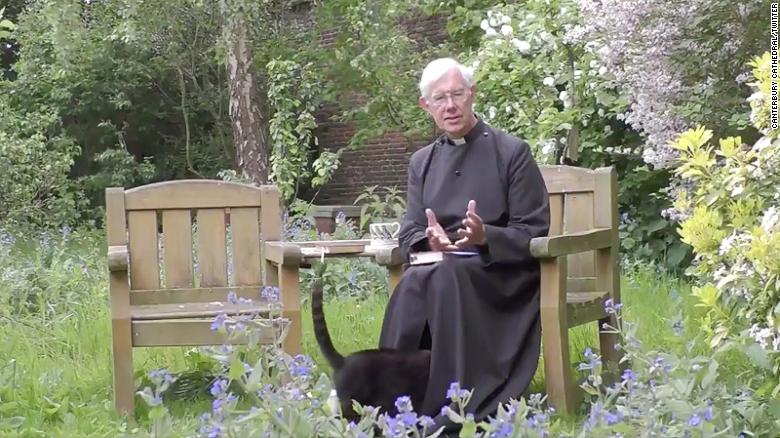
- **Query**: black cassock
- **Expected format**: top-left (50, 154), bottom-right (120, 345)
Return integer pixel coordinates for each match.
top-left (378, 119), bottom-right (550, 432)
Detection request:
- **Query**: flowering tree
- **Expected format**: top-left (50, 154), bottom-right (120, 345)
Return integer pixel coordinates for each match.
top-left (567, 0), bottom-right (767, 169)
top-left (671, 53), bottom-right (780, 388)
top-left (466, 1), bottom-right (627, 164)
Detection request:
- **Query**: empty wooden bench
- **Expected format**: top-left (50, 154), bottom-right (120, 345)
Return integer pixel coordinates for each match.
top-left (105, 181), bottom-right (303, 416)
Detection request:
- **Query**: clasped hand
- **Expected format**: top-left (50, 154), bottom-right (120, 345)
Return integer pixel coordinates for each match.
top-left (425, 200), bottom-right (486, 251)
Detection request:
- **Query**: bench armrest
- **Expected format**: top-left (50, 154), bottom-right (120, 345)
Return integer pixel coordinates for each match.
top-left (530, 228), bottom-right (613, 259)
top-left (264, 241), bottom-right (303, 266)
top-left (370, 244), bottom-right (405, 267)
top-left (108, 245), bottom-right (129, 272)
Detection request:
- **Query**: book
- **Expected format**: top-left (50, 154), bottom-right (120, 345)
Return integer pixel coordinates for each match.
top-left (409, 250), bottom-right (478, 266)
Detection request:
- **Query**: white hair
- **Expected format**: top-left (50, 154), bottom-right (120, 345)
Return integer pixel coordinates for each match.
top-left (418, 58), bottom-right (474, 98)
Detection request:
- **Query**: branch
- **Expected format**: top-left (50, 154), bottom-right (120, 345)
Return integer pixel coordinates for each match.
top-left (177, 66), bottom-right (204, 178)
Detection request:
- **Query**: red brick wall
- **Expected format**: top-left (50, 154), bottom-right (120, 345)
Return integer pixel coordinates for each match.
top-left (312, 13), bottom-right (450, 205)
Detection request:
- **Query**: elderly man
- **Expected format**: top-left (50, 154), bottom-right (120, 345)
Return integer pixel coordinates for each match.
top-left (378, 57), bottom-right (551, 432)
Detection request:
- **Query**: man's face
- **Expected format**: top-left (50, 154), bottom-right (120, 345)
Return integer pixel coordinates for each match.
top-left (419, 68), bottom-right (477, 138)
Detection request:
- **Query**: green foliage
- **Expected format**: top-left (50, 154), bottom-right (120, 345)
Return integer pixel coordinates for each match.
top-left (267, 58), bottom-right (326, 201)
top-left (0, 103), bottom-right (83, 229)
top-left (353, 185), bottom-right (407, 231)
top-left (313, 0), bottom-right (433, 147)
top-left (670, 52), bottom-right (780, 391)
top-left (0, 7), bottom-right (15, 40)
top-left (465, 2), bottom-right (626, 164)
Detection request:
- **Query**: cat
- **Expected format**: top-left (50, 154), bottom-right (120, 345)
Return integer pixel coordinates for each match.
top-left (311, 274), bottom-right (431, 422)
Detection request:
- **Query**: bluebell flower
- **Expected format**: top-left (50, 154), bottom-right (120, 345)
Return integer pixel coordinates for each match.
top-left (398, 412), bottom-right (417, 427)
top-left (446, 381), bottom-right (469, 400)
top-left (688, 413), bottom-right (702, 427)
top-left (289, 354), bottom-right (313, 378)
top-left (210, 313), bottom-right (227, 332)
top-left (703, 406), bottom-right (714, 421)
top-left (418, 415), bottom-right (435, 429)
top-left (490, 421), bottom-right (513, 438)
top-left (394, 395), bottom-right (413, 413)
top-left (210, 379), bottom-right (229, 397)
top-left (527, 412), bottom-right (547, 428)
top-left (261, 286), bottom-right (280, 302)
top-left (605, 410), bottom-right (623, 425)
top-left (227, 291), bottom-right (238, 304)
top-left (621, 368), bottom-right (637, 383)
top-left (604, 298), bottom-right (622, 314)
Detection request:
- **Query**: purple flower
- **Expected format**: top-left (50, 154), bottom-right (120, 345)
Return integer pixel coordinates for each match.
top-left (527, 412), bottom-right (547, 428)
top-left (289, 354), bottom-right (313, 378)
top-left (210, 379), bottom-right (228, 397)
top-left (394, 395), bottom-right (413, 413)
top-left (227, 291), bottom-right (238, 304)
top-left (605, 410), bottom-right (623, 425)
top-left (418, 415), bottom-right (435, 429)
top-left (261, 286), bottom-right (280, 302)
top-left (490, 422), bottom-right (514, 438)
top-left (604, 298), bottom-right (623, 314)
top-left (703, 407), bottom-right (714, 421)
top-left (621, 368), bottom-right (637, 383)
top-left (398, 412), bottom-right (417, 427)
top-left (210, 313), bottom-right (227, 331)
top-left (446, 381), bottom-right (470, 400)
top-left (688, 413), bottom-right (702, 427)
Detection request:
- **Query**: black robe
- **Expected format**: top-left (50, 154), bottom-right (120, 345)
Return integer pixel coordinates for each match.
top-left (378, 119), bottom-right (550, 432)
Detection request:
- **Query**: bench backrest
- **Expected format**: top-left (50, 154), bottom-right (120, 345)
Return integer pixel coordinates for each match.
top-left (539, 166), bottom-right (618, 292)
top-left (105, 180), bottom-right (282, 305)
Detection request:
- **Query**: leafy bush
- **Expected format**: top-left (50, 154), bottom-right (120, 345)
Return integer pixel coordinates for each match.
top-left (0, 103), bottom-right (83, 229)
top-left (437, 0), bottom-right (688, 271)
top-left (670, 52), bottom-right (780, 390)
top-left (353, 185), bottom-right (407, 231)
top-left (569, 0), bottom-right (766, 169)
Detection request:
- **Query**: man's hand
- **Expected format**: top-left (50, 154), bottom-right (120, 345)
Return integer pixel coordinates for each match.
top-left (455, 200), bottom-right (487, 248)
top-left (426, 208), bottom-right (459, 251)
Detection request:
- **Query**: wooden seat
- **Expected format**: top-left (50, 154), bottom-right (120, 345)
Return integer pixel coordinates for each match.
top-left (105, 180), bottom-right (302, 416)
top-left (529, 165), bottom-right (622, 413)
top-left (374, 165), bottom-right (621, 414)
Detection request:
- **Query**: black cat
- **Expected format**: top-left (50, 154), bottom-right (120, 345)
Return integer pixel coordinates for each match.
top-left (311, 276), bottom-right (431, 421)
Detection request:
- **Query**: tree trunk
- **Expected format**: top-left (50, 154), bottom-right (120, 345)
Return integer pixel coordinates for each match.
top-left (226, 17), bottom-right (268, 185)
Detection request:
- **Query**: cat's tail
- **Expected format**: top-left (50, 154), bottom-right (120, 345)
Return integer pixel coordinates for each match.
top-left (311, 274), bottom-right (345, 370)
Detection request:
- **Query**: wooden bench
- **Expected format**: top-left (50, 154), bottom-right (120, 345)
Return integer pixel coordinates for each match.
top-left (105, 181), bottom-right (304, 416)
top-left (327, 165), bottom-right (622, 414)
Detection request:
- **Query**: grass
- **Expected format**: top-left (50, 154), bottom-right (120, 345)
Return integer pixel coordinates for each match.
top-left (0, 233), bottom-right (711, 436)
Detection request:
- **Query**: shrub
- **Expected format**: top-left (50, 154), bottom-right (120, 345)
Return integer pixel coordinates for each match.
top-left (670, 52), bottom-right (780, 390)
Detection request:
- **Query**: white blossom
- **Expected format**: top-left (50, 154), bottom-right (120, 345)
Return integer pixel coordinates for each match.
top-left (500, 25), bottom-right (513, 36)
top-left (760, 206), bottom-right (779, 233)
top-left (543, 76), bottom-right (555, 87)
top-left (512, 39), bottom-right (530, 54)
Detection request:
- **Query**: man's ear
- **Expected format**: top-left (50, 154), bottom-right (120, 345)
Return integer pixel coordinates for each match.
top-left (418, 96), bottom-right (428, 110)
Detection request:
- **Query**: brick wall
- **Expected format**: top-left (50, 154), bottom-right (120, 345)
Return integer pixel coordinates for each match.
top-left (311, 13), bottom-right (450, 205)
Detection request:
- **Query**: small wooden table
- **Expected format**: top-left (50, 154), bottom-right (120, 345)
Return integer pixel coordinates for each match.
top-left (264, 239), bottom-right (405, 292)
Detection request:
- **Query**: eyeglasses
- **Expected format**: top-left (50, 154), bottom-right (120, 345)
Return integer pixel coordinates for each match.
top-left (428, 88), bottom-right (470, 108)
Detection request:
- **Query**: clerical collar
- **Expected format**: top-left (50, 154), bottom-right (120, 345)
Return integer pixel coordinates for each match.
top-left (442, 118), bottom-right (486, 146)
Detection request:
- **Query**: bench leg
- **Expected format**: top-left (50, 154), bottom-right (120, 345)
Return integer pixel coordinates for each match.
top-left (541, 312), bottom-right (577, 414)
top-left (540, 258), bottom-right (577, 414)
top-left (388, 265), bottom-right (403, 297)
top-left (599, 315), bottom-right (622, 384)
top-left (112, 318), bottom-right (135, 417)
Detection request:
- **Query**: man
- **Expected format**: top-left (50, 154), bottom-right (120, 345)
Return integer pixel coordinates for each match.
top-left (378, 57), bottom-right (551, 432)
